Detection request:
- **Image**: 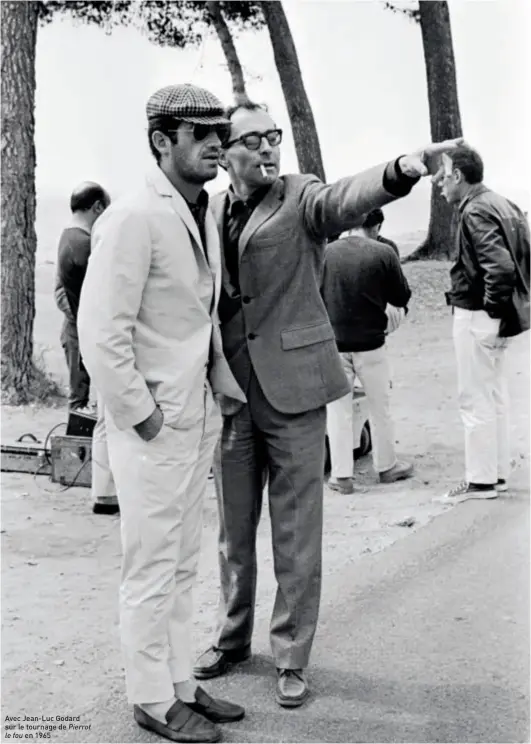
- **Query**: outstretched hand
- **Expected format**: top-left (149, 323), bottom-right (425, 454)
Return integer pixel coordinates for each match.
top-left (399, 138), bottom-right (466, 182)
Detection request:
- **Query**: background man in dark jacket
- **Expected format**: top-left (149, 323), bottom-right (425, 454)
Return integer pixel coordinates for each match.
top-left (323, 227), bottom-right (413, 494)
top-left (55, 182), bottom-right (119, 516)
top-left (55, 182), bottom-right (110, 410)
top-left (440, 145), bottom-right (530, 501)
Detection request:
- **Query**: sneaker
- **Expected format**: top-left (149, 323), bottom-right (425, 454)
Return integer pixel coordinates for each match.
top-left (379, 460), bottom-right (414, 484)
top-left (496, 479), bottom-right (508, 492)
top-left (442, 481), bottom-right (498, 502)
top-left (328, 477), bottom-right (354, 494)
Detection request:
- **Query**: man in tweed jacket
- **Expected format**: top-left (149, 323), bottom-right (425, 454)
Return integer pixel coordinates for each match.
top-left (193, 101), bottom-right (463, 707)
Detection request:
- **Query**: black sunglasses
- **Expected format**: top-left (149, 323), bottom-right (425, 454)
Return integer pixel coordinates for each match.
top-left (223, 128), bottom-right (283, 151)
top-left (167, 122), bottom-right (232, 143)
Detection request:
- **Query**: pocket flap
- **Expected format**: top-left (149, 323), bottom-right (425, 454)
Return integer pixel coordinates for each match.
top-left (281, 322), bottom-right (335, 350)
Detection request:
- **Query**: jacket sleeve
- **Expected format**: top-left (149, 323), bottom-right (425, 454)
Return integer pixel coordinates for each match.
top-left (77, 208), bottom-right (157, 430)
top-left (464, 207), bottom-right (517, 314)
top-left (69, 239), bottom-right (92, 320)
top-left (385, 251), bottom-right (412, 309)
top-left (300, 160), bottom-right (419, 241)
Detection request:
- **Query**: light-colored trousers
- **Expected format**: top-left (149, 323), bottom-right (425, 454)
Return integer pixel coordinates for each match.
top-left (453, 307), bottom-right (511, 484)
top-left (91, 396), bottom-right (117, 505)
top-left (105, 384), bottom-right (221, 704)
top-left (327, 346), bottom-right (397, 477)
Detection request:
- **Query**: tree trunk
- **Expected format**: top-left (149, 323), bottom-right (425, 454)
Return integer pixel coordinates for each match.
top-left (405, 1), bottom-right (462, 261)
top-left (1, 1), bottom-right (39, 401)
top-left (206, 2), bottom-right (251, 106)
top-left (260, 1), bottom-right (326, 181)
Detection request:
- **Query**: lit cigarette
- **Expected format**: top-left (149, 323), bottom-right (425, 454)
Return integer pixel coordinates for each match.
top-left (260, 164), bottom-right (268, 178)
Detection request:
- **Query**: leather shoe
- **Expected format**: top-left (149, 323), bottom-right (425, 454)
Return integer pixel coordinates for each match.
top-left (379, 460), bottom-right (414, 484)
top-left (187, 686), bottom-right (245, 723)
top-left (92, 502), bottom-right (120, 515)
top-left (275, 669), bottom-right (309, 708)
top-left (193, 646), bottom-right (251, 680)
top-left (328, 476), bottom-right (354, 494)
top-left (134, 700), bottom-right (221, 742)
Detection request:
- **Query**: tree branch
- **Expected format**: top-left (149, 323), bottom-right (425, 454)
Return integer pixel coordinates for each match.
top-left (206, 1), bottom-right (250, 104)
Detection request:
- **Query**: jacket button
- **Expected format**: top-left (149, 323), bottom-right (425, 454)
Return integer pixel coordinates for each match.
top-left (247, 332), bottom-right (257, 340)
top-left (242, 296), bottom-right (251, 304)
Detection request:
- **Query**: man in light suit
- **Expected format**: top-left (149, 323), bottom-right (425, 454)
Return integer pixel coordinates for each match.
top-left (78, 85), bottom-right (246, 744)
top-left (193, 101), bottom-right (464, 707)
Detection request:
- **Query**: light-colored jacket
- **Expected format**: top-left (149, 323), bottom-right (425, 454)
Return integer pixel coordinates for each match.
top-left (78, 166), bottom-right (245, 431)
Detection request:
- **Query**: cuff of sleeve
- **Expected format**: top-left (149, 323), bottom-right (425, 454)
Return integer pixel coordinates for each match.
top-left (108, 396), bottom-right (157, 431)
top-left (383, 157), bottom-right (421, 197)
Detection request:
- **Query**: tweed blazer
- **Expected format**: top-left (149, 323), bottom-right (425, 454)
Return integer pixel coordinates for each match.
top-left (212, 162), bottom-right (411, 415)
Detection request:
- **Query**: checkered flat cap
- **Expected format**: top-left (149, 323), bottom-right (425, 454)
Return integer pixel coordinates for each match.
top-left (146, 84), bottom-right (228, 124)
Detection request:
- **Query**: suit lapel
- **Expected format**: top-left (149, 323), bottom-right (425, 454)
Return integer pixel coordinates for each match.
top-left (204, 208), bottom-right (221, 309)
top-left (238, 179), bottom-right (284, 260)
top-left (146, 166), bottom-right (204, 255)
top-left (169, 193), bottom-right (203, 254)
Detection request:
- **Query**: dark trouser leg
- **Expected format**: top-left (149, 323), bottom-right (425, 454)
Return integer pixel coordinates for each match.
top-left (60, 318), bottom-right (90, 409)
top-left (251, 376), bottom-right (327, 670)
top-left (214, 401), bottom-right (267, 650)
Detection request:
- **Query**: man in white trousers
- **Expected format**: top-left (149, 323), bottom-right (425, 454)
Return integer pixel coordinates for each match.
top-left (439, 145), bottom-right (529, 500)
top-left (91, 399), bottom-right (119, 514)
top-left (323, 225), bottom-right (413, 494)
top-left (78, 84), bottom-right (246, 743)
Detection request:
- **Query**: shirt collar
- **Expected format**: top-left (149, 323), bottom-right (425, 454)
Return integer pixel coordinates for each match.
top-left (227, 184), bottom-right (271, 216)
top-left (185, 189), bottom-right (209, 211)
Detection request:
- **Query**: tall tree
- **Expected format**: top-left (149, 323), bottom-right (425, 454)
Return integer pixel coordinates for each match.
top-left (385, 1), bottom-right (463, 260)
top-left (1, 2), bottom-right (40, 402)
top-left (260, 1), bottom-right (326, 181)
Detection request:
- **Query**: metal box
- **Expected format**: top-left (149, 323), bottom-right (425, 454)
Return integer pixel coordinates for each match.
top-left (1, 441), bottom-right (51, 476)
top-left (50, 435), bottom-right (92, 488)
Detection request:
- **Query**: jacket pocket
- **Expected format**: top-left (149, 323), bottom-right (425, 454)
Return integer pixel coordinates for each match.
top-left (281, 321), bottom-right (335, 350)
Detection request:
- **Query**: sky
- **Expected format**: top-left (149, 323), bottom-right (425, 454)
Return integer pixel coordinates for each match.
top-left (34, 0), bottom-right (530, 243)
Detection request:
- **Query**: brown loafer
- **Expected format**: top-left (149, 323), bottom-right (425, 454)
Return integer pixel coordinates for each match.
top-left (379, 460), bottom-right (414, 484)
top-left (187, 686), bottom-right (245, 723)
top-left (134, 700), bottom-right (221, 742)
top-left (275, 668), bottom-right (309, 708)
top-left (193, 645), bottom-right (251, 680)
top-left (328, 477), bottom-right (355, 494)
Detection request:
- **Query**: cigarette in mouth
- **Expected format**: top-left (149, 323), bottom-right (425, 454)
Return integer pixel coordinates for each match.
top-left (260, 164), bottom-right (268, 178)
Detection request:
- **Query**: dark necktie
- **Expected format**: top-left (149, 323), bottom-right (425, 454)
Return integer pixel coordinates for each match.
top-left (225, 200), bottom-right (253, 295)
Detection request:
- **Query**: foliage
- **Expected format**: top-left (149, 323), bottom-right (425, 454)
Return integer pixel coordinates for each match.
top-left (38, 1), bottom-right (264, 49)
top-left (383, 1), bottom-right (420, 23)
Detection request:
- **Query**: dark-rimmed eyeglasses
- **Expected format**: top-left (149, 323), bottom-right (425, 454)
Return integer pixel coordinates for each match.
top-left (167, 122), bottom-right (232, 143)
top-left (223, 128), bottom-right (283, 151)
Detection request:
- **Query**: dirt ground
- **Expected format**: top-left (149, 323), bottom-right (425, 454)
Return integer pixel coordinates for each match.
top-left (1, 260), bottom-right (529, 740)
